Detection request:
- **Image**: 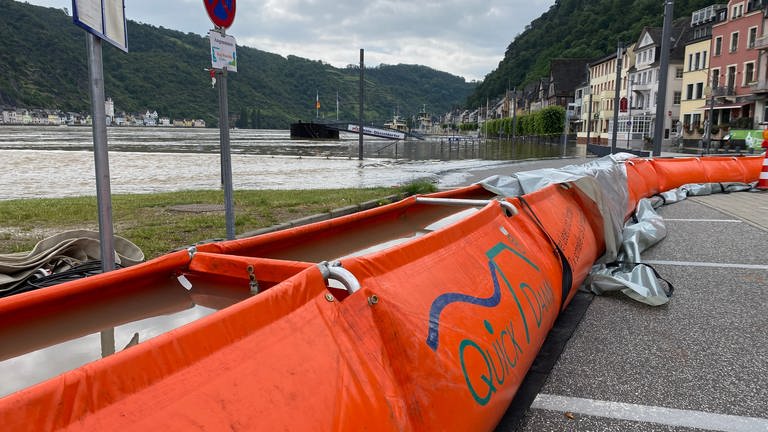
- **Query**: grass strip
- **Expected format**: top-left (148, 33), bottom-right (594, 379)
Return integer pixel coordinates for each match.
top-left (0, 183), bottom-right (436, 259)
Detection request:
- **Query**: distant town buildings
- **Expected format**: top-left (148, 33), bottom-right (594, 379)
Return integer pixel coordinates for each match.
top-left (442, 0), bottom-right (768, 149)
top-left (0, 97), bottom-right (205, 128)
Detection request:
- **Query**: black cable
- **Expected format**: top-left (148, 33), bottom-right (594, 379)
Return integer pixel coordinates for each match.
top-left (1, 261), bottom-right (123, 298)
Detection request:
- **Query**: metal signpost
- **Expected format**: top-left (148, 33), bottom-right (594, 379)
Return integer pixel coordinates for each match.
top-left (359, 49), bottom-right (365, 161)
top-left (204, 0), bottom-right (237, 240)
top-left (611, 42), bottom-right (622, 154)
top-left (72, 0), bottom-right (128, 359)
top-left (71, 0), bottom-right (128, 277)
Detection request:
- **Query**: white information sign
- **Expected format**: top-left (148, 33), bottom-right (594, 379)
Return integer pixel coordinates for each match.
top-left (72, 0), bottom-right (128, 52)
top-left (347, 124), bottom-right (406, 140)
top-left (209, 31), bottom-right (238, 72)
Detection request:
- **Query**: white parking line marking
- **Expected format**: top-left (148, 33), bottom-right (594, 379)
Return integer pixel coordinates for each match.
top-left (663, 218), bottom-right (741, 223)
top-left (532, 394), bottom-right (768, 432)
top-left (642, 260), bottom-right (768, 271)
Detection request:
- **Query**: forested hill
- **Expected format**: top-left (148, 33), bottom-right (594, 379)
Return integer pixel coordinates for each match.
top-left (468, 0), bottom-right (717, 107)
top-left (0, 0), bottom-right (474, 128)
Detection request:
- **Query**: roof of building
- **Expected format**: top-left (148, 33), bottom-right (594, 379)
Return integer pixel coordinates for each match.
top-left (549, 59), bottom-right (591, 97)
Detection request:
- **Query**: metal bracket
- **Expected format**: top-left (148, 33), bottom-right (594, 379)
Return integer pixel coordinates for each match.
top-left (317, 261), bottom-right (361, 294)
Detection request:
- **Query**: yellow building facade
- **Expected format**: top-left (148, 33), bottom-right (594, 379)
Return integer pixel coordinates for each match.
top-left (579, 45), bottom-right (635, 144)
top-left (680, 38), bottom-right (711, 142)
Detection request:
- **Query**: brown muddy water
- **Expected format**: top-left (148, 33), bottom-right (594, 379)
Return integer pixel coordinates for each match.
top-left (0, 200), bottom-right (484, 397)
top-left (0, 126), bottom-right (579, 200)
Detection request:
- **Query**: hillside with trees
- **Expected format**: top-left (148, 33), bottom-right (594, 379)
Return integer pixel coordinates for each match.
top-left (0, 0), bottom-right (474, 128)
top-left (467, 0), bottom-right (719, 107)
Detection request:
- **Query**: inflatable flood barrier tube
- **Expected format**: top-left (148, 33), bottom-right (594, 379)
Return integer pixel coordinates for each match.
top-left (0, 185), bottom-right (604, 431)
top-left (0, 153), bottom-right (762, 430)
top-left (624, 155), bottom-right (762, 215)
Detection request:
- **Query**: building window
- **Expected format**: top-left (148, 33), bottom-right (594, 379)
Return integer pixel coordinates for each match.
top-left (695, 83), bottom-right (703, 99)
top-left (676, 67), bottom-right (683, 78)
top-left (748, 27), bottom-right (757, 48)
top-left (745, 62), bottom-right (755, 84)
top-left (715, 36), bottom-right (723, 56)
top-left (732, 4), bottom-right (743, 18)
top-left (730, 32), bottom-right (739, 52)
top-left (712, 68), bottom-right (720, 87)
top-left (683, 114), bottom-right (692, 128)
top-left (703, 50), bottom-right (707, 69)
top-left (686, 84), bottom-right (694, 100)
top-left (727, 65), bottom-right (737, 89)
top-left (695, 52), bottom-right (701, 70)
top-left (688, 54), bottom-right (693, 71)
top-left (673, 92), bottom-right (681, 105)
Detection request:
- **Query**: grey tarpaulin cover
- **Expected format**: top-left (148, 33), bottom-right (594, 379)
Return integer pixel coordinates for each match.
top-left (0, 230), bottom-right (144, 294)
top-left (478, 154), bottom-right (673, 305)
top-left (479, 154), bottom-right (757, 305)
top-left (480, 154), bottom-right (634, 266)
top-left (587, 199), bottom-right (671, 306)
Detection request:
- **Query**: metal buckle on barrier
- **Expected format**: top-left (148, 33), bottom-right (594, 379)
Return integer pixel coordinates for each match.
top-left (187, 246), bottom-right (197, 259)
top-left (318, 261), bottom-right (361, 294)
top-left (415, 197), bottom-right (518, 216)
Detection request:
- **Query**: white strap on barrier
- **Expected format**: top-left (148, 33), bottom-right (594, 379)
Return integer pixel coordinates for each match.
top-left (415, 197), bottom-right (518, 216)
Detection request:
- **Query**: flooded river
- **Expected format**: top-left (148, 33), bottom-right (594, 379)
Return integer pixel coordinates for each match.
top-left (0, 126), bottom-right (579, 200)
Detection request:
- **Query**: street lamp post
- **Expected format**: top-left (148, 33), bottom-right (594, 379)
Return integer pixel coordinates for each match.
top-left (611, 41), bottom-right (623, 154)
top-left (627, 78), bottom-right (635, 148)
top-left (703, 86), bottom-right (717, 154)
top-left (512, 88), bottom-right (518, 142)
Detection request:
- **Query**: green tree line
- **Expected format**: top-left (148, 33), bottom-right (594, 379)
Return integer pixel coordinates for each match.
top-left (0, 0), bottom-right (475, 128)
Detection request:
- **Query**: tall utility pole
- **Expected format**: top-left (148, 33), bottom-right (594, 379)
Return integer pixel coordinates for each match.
top-left (512, 88), bottom-right (518, 142)
top-left (586, 92), bottom-right (593, 145)
top-left (653, 0), bottom-right (674, 156)
top-left (358, 49), bottom-right (365, 160)
top-left (611, 41), bottom-right (623, 154)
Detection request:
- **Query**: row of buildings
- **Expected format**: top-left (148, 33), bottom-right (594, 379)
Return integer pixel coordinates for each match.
top-left (576, 0), bottom-right (768, 148)
top-left (459, 0), bottom-right (768, 149)
top-left (0, 98), bottom-right (206, 128)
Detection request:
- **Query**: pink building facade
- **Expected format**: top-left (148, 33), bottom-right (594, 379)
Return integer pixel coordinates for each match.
top-left (708, 0), bottom-right (765, 126)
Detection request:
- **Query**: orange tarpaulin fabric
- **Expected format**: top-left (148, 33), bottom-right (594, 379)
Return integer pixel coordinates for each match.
top-left (0, 154), bottom-right (762, 430)
top-left (0, 185), bottom-right (605, 431)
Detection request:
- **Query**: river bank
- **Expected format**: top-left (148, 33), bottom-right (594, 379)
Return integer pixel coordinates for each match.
top-left (0, 187), bottom-right (419, 259)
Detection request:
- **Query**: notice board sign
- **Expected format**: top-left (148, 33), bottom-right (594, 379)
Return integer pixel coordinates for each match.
top-left (72, 0), bottom-right (128, 52)
top-left (209, 31), bottom-right (237, 71)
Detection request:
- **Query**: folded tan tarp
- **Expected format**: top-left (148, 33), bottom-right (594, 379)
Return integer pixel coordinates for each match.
top-left (0, 230), bottom-right (144, 293)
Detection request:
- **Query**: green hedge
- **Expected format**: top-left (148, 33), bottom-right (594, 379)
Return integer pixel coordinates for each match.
top-left (481, 105), bottom-right (565, 136)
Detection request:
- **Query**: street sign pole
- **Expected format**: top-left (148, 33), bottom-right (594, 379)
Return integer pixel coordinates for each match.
top-left (74, 0), bottom-right (128, 359)
top-left (358, 48), bottom-right (365, 161)
top-left (203, 1), bottom-right (237, 240)
top-left (215, 29), bottom-right (235, 240)
top-left (86, 33), bottom-right (116, 272)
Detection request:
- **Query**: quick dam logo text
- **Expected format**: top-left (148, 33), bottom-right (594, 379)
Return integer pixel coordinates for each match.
top-left (425, 238), bottom-right (554, 406)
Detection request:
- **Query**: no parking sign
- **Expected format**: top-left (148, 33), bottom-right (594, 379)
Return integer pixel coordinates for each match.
top-left (203, 0), bottom-right (236, 29)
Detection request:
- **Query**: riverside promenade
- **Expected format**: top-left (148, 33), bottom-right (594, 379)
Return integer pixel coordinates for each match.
top-left (451, 156), bottom-right (768, 432)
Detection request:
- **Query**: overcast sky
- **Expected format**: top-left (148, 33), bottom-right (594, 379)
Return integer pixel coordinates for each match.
top-left (27, 0), bottom-right (555, 81)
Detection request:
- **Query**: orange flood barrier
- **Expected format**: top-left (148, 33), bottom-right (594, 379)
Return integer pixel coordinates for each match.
top-left (0, 154), bottom-right (761, 430)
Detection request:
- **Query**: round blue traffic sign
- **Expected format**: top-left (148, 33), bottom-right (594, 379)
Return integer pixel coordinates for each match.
top-left (204, 0), bottom-right (236, 29)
